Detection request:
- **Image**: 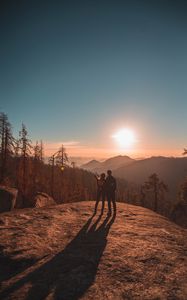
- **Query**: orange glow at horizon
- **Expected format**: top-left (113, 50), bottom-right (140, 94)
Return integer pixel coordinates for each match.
top-left (43, 141), bottom-right (183, 159)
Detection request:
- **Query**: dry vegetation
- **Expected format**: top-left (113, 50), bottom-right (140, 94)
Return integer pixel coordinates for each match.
top-left (0, 201), bottom-right (187, 299)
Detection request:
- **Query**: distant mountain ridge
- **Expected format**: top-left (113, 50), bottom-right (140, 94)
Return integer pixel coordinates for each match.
top-left (114, 156), bottom-right (187, 185)
top-left (82, 155), bottom-right (187, 200)
top-left (81, 155), bottom-right (134, 173)
top-left (82, 159), bottom-right (101, 170)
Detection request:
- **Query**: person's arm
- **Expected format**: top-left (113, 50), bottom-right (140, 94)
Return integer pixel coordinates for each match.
top-left (94, 174), bottom-right (99, 180)
top-left (94, 174), bottom-right (100, 187)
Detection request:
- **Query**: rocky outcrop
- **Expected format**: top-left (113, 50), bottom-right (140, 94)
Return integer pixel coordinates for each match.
top-left (0, 186), bottom-right (18, 212)
top-left (31, 192), bottom-right (56, 208)
top-left (0, 201), bottom-right (187, 300)
top-left (0, 188), bottom-right (56, 212)
top-left (0, 186), bottom-right (56, 213)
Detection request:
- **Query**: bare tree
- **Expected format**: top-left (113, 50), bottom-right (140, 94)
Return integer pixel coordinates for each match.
top-left (55, 145), bottom-right (68, 170)
top-left (49, 144), bottom-right (68, 197)
top-left (0, 114), bottom-right (100, 204)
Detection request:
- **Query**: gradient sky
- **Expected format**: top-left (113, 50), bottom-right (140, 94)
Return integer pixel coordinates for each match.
top-left (0, 0), bottom-right (187, 158)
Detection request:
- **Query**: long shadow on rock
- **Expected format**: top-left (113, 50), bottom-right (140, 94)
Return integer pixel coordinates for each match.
top-left (0, 213), bottom-right (116, 300)
top-left (0, 245), bottom-right (39, 284)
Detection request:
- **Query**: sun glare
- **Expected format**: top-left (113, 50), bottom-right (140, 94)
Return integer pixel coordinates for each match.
top-left (112, 128), bottom-right (136, 148)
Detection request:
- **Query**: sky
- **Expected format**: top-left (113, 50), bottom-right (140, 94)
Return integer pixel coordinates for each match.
top-left (0, 0), bottom-right (187, 159)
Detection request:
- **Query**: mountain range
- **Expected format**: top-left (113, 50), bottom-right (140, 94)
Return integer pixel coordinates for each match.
top-left (82, 155), bottom-right (135, 174)
top-left (82, 155), bottom-right (187, 198)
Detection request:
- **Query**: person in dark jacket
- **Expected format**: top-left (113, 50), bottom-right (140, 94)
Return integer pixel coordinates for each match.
top-left (94, 173), bottom-right (106, 215)
top-left (105, 170), bottom-right (116, 215)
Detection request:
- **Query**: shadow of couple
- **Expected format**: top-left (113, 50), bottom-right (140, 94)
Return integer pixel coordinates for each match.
top-left (0, 213), bottom-right (116, 300)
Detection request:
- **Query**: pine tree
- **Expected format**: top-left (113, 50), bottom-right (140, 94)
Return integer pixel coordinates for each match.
top-left (0, 112), bottom-right (14, 183)
top-left (18, 123), bottom-right (32, 196)
top-left (55, 145), bottom-right (68, 170)
top-left (179, 178), bottom-right (187, 204)
top-left (144, 173), bottom-right (168, 212)
top-left (39, 140), bottom-right (44, 162)
top-left (13, 138), bottom-right (21, 187)
top-left (33, 140), bottom-right (40, 190)
top-left (32, 140), bottom-right (45, 192)
top-left (140, 184), bottom-right (146, 207)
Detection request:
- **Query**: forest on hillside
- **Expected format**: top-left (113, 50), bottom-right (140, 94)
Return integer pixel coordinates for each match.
top-left (0, 112), bottom-right (97, 206)
top-left (0, 112), bottom-right (129, 207)
top-left (0, 112), bottom-right (186, 227)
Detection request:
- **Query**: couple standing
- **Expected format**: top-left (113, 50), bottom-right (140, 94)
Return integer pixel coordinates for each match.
top-left (94, 170), bottom-right (116, 216)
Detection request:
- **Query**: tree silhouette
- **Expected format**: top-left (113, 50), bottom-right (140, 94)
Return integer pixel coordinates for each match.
top-left (39, 140), bottom-right (44, 162)
top-left (144, 173), bottom-right (168, 212)
top-left (171, 177), bottom-right (187, 226)
top-left (18, 123), bottom-right (32, 196)
top-left (55, 144), bottom-right (69, 170)
top-left (0, 112), bottom-right (133, 206)
top-left (179, 177), bottom-right (187, 204)
top-left (0, 112), bottom-right (14, 183)
top-left (49, 145), bottom-right (68, 197)
top-left (140, 184), bottom-right (146, 207)
top-left (183, 148), bottom-right (187, 155)
top-left (32, 140), bottom-right (44, 192)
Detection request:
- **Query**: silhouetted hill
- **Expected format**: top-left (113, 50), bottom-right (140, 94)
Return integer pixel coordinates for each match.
top-left (81, 159), bottom-right (101, 170)
top-left (82, 155), bottom-right (187, 201)
top-left (114, 156), bottom-right (187, 197)
top-left (0, 201), bottom-right (187, 299)
top-left (82, 155), bottom-right (134, 173)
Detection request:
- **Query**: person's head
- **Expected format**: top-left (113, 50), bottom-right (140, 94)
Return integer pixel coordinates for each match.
top-left (107, 170), bottom-right (112, 176)
top-left (100, 173), bottom-right (105, 179)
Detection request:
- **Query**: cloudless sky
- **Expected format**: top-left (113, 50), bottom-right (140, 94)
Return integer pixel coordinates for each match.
top-left (0, 0), bottom-right (187, 158)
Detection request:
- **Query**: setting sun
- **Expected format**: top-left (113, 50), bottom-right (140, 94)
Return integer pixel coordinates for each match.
top-left (112, 128), bottom-right (136, 148)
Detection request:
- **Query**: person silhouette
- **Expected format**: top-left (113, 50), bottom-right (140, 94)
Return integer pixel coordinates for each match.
top-left (105, 170), bottom-right (116, 215)
top-left (94, 173), bottom-right (106, 214)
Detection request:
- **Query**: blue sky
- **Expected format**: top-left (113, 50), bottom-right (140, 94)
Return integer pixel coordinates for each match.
top-left (0, 0), bottom-right (187, 158)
